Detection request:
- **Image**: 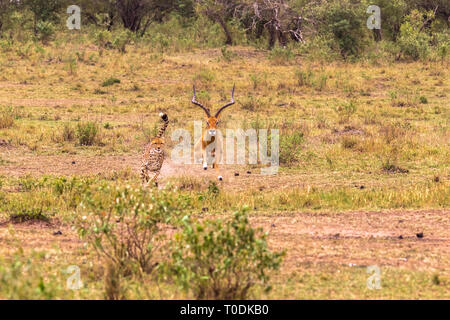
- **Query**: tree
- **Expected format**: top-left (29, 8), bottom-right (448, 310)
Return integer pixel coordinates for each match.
top-left (246, 0), bottom-right (306, 48)
top-left (115, 0), bottom-right (176, 35)
top-left (26, 0), bottom-right (62, 32)
top-left (195, 0), bottom-right (245, 45)
top-left (0, 0), bottom-right (8, 33)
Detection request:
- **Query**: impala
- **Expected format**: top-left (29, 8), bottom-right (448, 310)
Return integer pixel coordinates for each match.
top-left (191, 85), bottom-right (236, 181)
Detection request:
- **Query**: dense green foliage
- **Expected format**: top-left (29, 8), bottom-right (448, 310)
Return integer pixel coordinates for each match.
top-left (0, 0), bottom-right (447, 60)
top-left (163, 206), bottom-right (284, 299)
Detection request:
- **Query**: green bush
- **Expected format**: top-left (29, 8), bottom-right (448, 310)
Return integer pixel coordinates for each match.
top-left (113, 30), bottom-right (133, 53)
top-left (77, 186), bottom-right (188, 276)
top-left (397, 10), bottom-right (432, 60)
top-left (0, 254), bottom-right (63, 299)
top-left (325, 1), bottom-right (367, 58)
top-left (35, 21), bottom-right (55, 43)
top-left (76, 122), bottom-right (98, 146)
top-left (279, 130), bottom-right (304, 165)
top-left (94, 30), bottom-right (112, 49)
top-left (163, 206), bottom-right (283, 299)
top-left (102, 77), bottom-right (121, 87)
top-left (4, 197), bottom-right (49, 223)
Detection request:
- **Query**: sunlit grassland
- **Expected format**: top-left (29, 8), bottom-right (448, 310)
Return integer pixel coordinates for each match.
top-left (1, 249), bottom-right (447, 300)
top-left (0, 33), bottom-right (449, 299)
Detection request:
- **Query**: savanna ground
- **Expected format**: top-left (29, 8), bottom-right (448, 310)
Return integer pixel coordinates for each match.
top-left (0, 38), bottom-right (449, 299)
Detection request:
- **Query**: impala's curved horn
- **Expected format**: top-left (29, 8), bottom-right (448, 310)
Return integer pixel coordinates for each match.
top-left (215, 84), bottom-right (235, 118)
top-left (192, 85), bottom-right (211, 117)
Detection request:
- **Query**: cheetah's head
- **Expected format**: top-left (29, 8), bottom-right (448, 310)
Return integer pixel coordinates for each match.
top-left (150, 137), bottom-right (164, 153)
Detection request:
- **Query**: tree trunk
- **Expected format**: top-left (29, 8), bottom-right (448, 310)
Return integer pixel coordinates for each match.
top-left (268, 24), bottom-right (276, 49)
top-left (278, 30), bottom-right (287, 47)
top-left (373, 28), bottom-right (382, 42)
top-left (216, 15), bottom-right (233, 45)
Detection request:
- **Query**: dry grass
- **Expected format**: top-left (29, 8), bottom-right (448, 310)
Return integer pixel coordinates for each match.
top-left (0, 37), bottom-right (449, 299)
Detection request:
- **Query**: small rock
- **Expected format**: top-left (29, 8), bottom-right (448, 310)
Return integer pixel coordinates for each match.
top-left (202, 207), bottom-right (209, 212)
top-left (247, 171), bottom-right (251, 174)
top-left (433, 176), bottom-right (440, 183)
top-left (398, 235), bottom-right (403, 239)
top-left (53, 231), bottom-right (63, 236)
top-left (334, 233), bottom-right (340, 238)
top-left (72, 161), bottom-right (76, 165)
top-left (416, 232), bottom-right (424, 238)
top-left (271, 224), bottom-right (276, 228)
top-left (234, 172), bottom-right (239, 176)
top-left (359, 185), bottom-right (365, 189)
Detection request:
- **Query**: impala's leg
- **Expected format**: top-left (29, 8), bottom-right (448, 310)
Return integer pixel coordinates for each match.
top-left (213, 162), bottom-right (222, 181)
top-left (212, 143), bottom-right (222, 181)
top-left (202, 140), bottom-right (208, 170)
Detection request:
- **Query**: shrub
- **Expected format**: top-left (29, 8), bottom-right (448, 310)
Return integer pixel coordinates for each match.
top-left (9, 207), bottom-right (48, 223)
top-left (295, 69), bottom-right (328, 91)
top-left (240, 95), bottom-right (265, 112)
top-left (335, 101), bottom-right (357, 124)
top-left (268, 47), bottom-right (295, 65)
top-left (61, 123), bottom-right (75, 141)
top-left (102, 77), bottom-right (121, 87)
top-left (76, 122), bottom-right (98, 146)
top-left (325, 1), bottom-right (367, 58)
top-left (397, 10), bottom-right (432, 60)
top-left (36, 21), bottom-right (55, 43)
top-left (113, 30), bottom-right (133, 53)
top-left (5, 197), bottom-right (49, 223)
top-left (77, 186), bottom-right (188, 276)
top-left (382, 159), bottom-right (409, 174)
top-left (341, 136), bottom-right (358, 149)
top-left (279, 131), bottom-right (304, 165)
top-left (0, 110), bottom-right (14, 129)
top-left (419, 96), bottom-right (428, 104)
top-left (163, 207), bottom-right (284, 299)
top-left (221, 46), bottom-right (236, 62)
top-left (0, 254), bottom-right (62, 299)
top-left (207, 181), bottom-right (220, 198)
top-left (94, 30), bottom-right (112, 49)
top-left (379, 123), bottom-right (404, 144)
top-left (295, 69), bottom-right (314, 87)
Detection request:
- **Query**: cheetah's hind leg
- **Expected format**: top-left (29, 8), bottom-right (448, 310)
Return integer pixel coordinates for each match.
top-left (140, 165), bottom-right (150, 185)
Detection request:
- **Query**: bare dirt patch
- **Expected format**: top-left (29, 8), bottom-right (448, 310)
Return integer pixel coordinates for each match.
top-left (0, 209), bottom-right (448, 277)
top-left (252, 209), bottom-right (450, 274)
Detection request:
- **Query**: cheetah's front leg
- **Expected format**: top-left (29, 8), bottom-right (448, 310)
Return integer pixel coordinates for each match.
top-left (145, 171), bottom-right (160, 187)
